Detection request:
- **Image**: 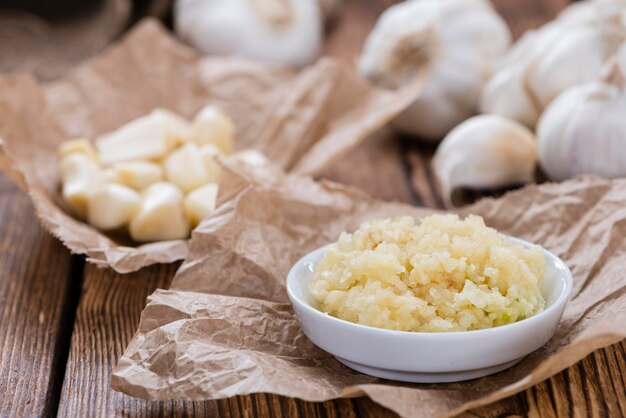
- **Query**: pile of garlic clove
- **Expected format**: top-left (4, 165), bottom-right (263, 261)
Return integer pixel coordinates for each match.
top-left (58, 105), bottom-right (268, 242)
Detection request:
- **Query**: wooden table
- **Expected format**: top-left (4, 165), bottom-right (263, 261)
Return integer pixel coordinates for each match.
top-left (1, 0), bottom-right (625, 416)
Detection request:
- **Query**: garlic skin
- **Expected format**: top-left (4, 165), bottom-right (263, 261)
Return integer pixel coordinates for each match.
top-left (358, 0), bottom-right (511, 141)
top-left (174, 0), bottom-right (323, 69)
top-left (537, 46), bottom-right (626, 181)
top-left (481, 0), bottom-right (626, 129)
top-left (433, 114), bottom-right (537, 207)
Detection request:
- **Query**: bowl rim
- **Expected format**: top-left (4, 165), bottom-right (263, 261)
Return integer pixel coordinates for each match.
top-left (286, 236), bottom-right (573, 338)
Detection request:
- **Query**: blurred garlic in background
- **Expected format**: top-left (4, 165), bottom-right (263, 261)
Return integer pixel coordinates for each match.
top-left (174, 0), bottom-right (323, 68)
top-left (537, 44), bottom-right (626, 181)
top-left (358, 0), bottom-right (511, 141)
top-left (433, 114), bottom-right (537, 207)
top-left (481, 0), bottom-right (626, 129)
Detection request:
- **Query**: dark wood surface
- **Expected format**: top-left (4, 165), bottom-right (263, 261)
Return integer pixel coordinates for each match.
top-left (0, 0), bottom-right (625, 417)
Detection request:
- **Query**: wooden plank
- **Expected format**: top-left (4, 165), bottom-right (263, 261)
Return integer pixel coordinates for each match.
top-left (0, 173), bottom-right (77, 416)
top-left (321, 129), bottom-right (417, 204)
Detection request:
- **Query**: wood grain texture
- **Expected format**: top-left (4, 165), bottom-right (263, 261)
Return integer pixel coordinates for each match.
top-left (321, 0), bottom-right (415, 206)
top-left (321, 129), bottom-right (417, 204)
top-left (0, 173), bottom-right (77, 416)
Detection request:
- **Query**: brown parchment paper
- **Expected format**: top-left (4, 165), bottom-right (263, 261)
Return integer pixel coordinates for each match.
top-left (0, 18), bottom-right (426, 273)
top-left (112, 163), bottom-right (625, 417)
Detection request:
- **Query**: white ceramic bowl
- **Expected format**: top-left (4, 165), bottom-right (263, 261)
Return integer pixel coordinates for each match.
top-left (286, 238), bottom-right (573, 383)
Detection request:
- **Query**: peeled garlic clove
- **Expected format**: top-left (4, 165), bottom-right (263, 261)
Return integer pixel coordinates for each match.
top-left (129, 182), bottom-right (189, 242)
top-left (164, 143), bottom-right (212, 193)
top-left (198, 144), bottom-right (222, 183)
top-left (191, 106), bottom-right (235, 154)
top-left (101, 168), bottom-right (122, 184)
top-left (358, 0), bottom-right (511, 141)
top-left (231, 149), bottom-right (269, 167)
top-left (152, 108), bottom-right (193, 145)
top-left (537, 48), bottom-right (626, 181)
top-left (184, 183), bottom-right (219, 228)
top-left (87, 183), bottom-right (141, 230)
top-left (433, 114), bottom-right (537, 207)
top-left (60, 153), bottom-right (101, 218)
top-left (96, 109), bottom-right (190, 165)
top-left (58, 138), bottom-right (98, 161)
top-left (112, 160), bottom-right (163, 190)
top-left (174, 0), bottom-right (323, 68)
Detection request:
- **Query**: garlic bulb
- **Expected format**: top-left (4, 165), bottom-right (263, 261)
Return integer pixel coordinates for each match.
top-left (358, 0), bottom-right (511, 141)
top-left (481, 0), bottom-right (626, 129)
top-left (433, 114), bottom-right (537, 207)
top-left (174, 0), bottom-right (323, 69)
top-left (537, 45), bottom-right (626, 181)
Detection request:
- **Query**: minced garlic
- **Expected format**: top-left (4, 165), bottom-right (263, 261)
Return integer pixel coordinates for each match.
top-left (309, 214), bottom-right (545, 332)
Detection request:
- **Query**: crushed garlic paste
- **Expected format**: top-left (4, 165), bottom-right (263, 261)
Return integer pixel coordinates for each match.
top-left (309, 214), bottom-right (546, 332)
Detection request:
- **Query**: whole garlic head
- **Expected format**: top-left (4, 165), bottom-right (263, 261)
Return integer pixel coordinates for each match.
top-left (174, 0), bottom-right (323, 69)
top-left (358, 0), bottom-right (511, 141)
top-left (481, 0), bottom-right (626, 129)
top-left (433, 114), bottom-right (537, 207)
top-left (537, 44), bottom-right (626, 181)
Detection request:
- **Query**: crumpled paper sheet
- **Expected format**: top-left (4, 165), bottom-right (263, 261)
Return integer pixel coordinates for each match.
top-left (112, 164), bottom-right (625, 418)
top-left (0, 18), bottom-right (425, 273)
top-left (0, 0), bottom-right (131, 81)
